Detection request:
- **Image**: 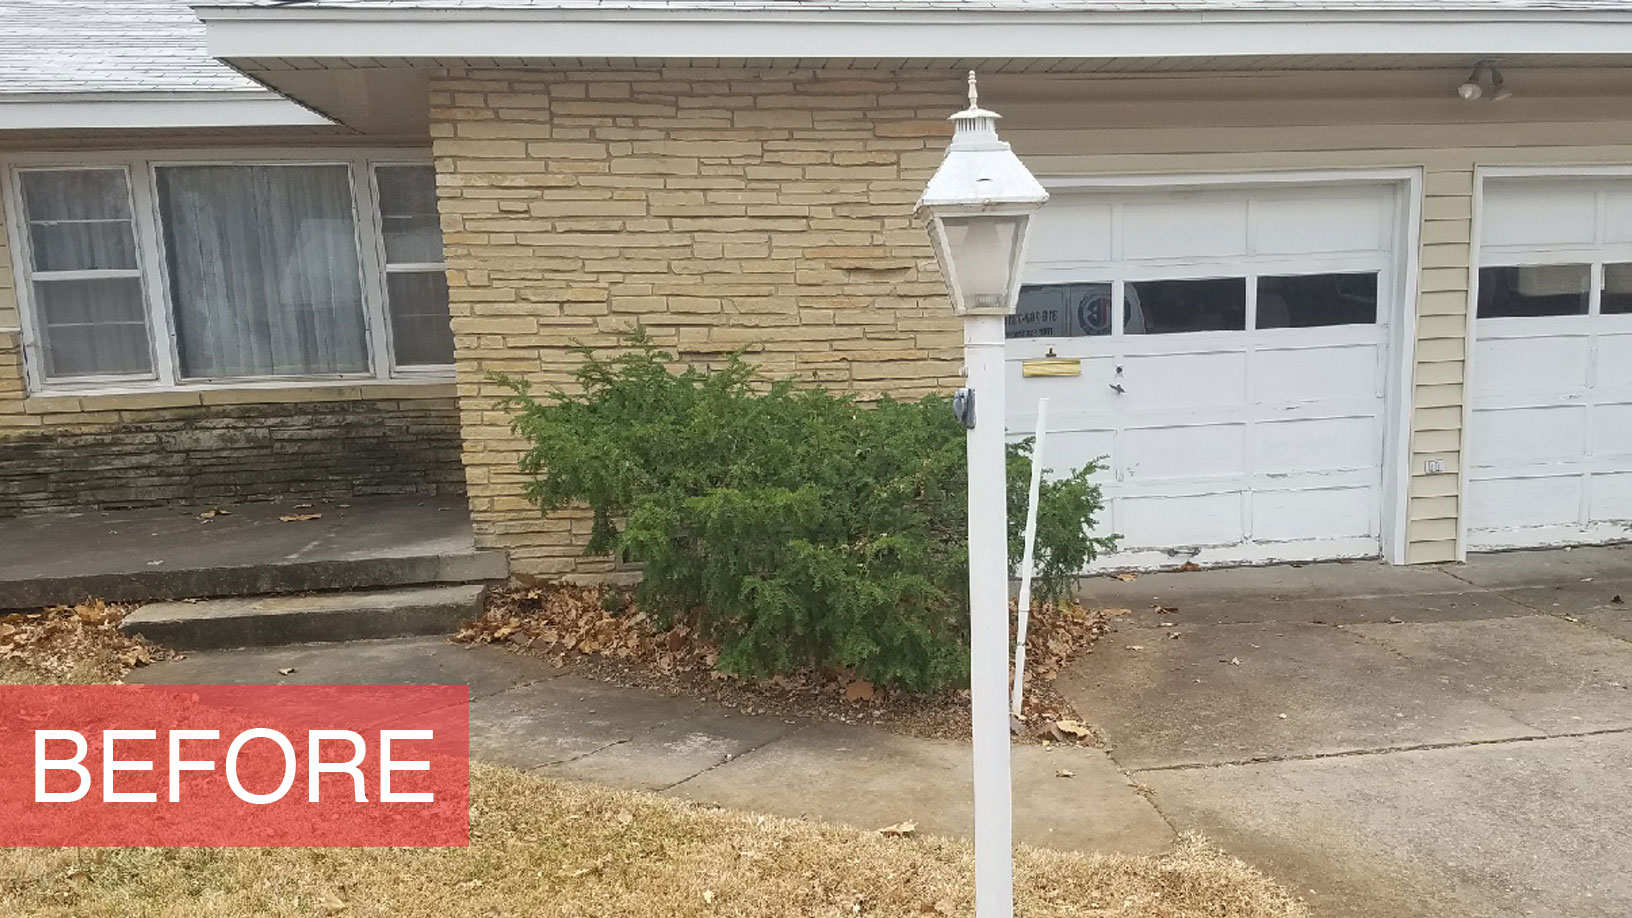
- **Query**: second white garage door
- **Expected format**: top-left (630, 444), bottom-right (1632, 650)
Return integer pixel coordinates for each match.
top-left (1007, 180), bottom-right (1408, 568)
top-left (1467, 175), bottom-right (1632, 551)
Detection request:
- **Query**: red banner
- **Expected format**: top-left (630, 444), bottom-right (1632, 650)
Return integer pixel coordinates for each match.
top-left (0, 684), bottom-right (469, 847)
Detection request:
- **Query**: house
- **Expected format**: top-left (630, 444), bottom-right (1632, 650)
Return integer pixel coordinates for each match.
top-left (5, 1), bottom-right (1632, 579)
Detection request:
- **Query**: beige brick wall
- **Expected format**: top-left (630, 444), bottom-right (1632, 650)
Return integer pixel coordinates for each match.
top-left (431, 68), bottom-right (966, 575)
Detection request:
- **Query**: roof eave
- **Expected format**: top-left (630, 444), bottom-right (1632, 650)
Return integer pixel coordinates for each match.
top-left (0, 92), bottom-right (334, 132)
top-left (193, 5), bottom-right (1632, 62)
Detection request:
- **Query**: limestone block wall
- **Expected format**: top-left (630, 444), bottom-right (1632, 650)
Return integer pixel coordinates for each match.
top-left (430, 67), bottom-right (966, 575)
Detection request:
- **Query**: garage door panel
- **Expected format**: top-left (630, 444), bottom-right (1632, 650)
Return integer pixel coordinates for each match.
top-left (1473, 176), bottom-right (1632, 550)
top-left (1122, 351), bottom-right (1247, 409)
top-left (1120, 196), bottom-right (1248, 261)
top-left (1012, 180), bottom-right (1397, 566)
top-left (1253, 487), bottom-right (1375, 542)
top-left (1117, 491), bottom-right (1244, 548)
top-left (1596, 332), bottom-right (1632, 391)
top-left (1027, 199), bottom-right (1113, 264)
top-left (1037, 429), bottom-right (1116, 482)
top-left (1252, 344), bottom-right (1380, 404)
top-left (1468, 475), bottom-right (1583, 531)
top-left (1121, 423), bottom-right (1247, 481)
top-left (1472, 336), bottom-right (1591, 398)
top-left (1480, 181), bottom-right (1598, 248)
top-left (1254, 416), bottom-right (1380, 475)
top-left (1591, 403), bottom-right (1632, 457)
top-left (1470, 405), bottom-right (1587, 467)
top-left (1250, 193), bottom-right (1387, 255)
top-left (1605, 187), bottom-right (1632, 244)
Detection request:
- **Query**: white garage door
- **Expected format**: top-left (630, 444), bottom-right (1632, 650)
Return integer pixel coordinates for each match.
top-left (1007, 181), bottom-right (1406, 568)
top-left (1467, 176), bottom-right (1632, 551)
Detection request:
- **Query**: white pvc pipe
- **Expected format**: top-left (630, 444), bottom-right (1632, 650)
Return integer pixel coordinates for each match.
top-left (1011, 397), bottom-right (1049, 719)
top-left (963, 315), bottom-right (1014, 918)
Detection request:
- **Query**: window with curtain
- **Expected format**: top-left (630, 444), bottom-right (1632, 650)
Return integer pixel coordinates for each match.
top-left (375, 165), bottom-right (454, 367)
top-left (156, 164), bottom-right (371, 379)
top-left (17, 169), bottom-right (153, 380)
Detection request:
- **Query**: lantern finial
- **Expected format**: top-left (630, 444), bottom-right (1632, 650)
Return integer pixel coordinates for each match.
top-left (967, 70), bottom-right (978, 110)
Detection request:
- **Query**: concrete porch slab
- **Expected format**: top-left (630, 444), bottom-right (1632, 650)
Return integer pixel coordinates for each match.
top-left (0, 495), bottom-right (505, 607)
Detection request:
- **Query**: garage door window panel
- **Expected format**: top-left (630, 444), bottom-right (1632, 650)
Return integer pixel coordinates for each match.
top-left (1256, 272), bottom-right (1379, 329)
top-left (1603, 263), bottom-right (1632, 315)
top-left (1477, 264), bottom-right (1591, 318)
top-left (1125, 277), bottom-right (1246, 335)
top-left (1009, 283), bottom-right (1112, 338)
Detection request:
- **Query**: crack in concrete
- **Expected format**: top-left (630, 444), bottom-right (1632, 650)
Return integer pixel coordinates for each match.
top-left (528, 738), bottom-right (631, 771)
top-left (656, 723), bottom-right (811, 793)
top-left (1126, 724), bottom-right (1632, 774)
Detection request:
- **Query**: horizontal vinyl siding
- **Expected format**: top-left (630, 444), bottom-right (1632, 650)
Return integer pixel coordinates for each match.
top-left (1408, 163), bottom-right (1475, 563)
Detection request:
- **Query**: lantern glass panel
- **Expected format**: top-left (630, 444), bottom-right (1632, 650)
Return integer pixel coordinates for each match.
top-left (940, 215), bottom-right (1024, 313)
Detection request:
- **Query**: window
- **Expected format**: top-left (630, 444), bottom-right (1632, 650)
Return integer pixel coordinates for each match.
top-left (1010, 283), bottom-right (1112, 338)
top-left (1604, 263), bottom-right (1632, 316)
top-left (1257, 272), bottom-right (1379, 329)
top-left (157, 165), bottom-right (369, 379)
top-left (375, 165), bottom-right (453, 368)
top-left (1477, 264), bottom-right (1591, 318)
top-left (7, 152), bottom-right (450, 392)
top-left (17, 169), bottom-right (152, 380)
top-left (1126, 277), bottom-right (1246, 334)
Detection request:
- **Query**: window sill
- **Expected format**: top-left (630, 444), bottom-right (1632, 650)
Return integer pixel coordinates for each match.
top-left (24, 380), bottom-right (458, 415)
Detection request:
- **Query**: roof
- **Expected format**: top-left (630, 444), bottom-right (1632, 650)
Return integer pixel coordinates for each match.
top-left (0, 0), bottom-right (330, 129)
top-left (0, 0), bottom-right (265, 96)
top-left (198, 0), bottom-right (1632, 9)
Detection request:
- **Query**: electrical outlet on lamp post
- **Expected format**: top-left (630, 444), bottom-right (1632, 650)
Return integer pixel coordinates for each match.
top-left (916, 71), bottom-right (1048, 918)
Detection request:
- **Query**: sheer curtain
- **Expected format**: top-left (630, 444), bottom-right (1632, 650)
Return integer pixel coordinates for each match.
top-left (156, 164), bottom-right (370, 379)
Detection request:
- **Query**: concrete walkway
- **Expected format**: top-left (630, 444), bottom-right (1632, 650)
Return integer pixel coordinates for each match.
top-left (1063, 544), bottom-right (1632, 918)
top-left (132, 636), bottom-right (1175, 855)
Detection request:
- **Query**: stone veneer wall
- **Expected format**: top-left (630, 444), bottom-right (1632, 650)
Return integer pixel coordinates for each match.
top-left (430, 67), bottom-right (966, 576)
top-left (0, 199), bottom-right (465, 517)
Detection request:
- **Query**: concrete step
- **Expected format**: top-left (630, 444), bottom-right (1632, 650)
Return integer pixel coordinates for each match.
top-left (2, 550), bottom-right (508, 609)
top-left (119, 584), bottom-right (487, 651)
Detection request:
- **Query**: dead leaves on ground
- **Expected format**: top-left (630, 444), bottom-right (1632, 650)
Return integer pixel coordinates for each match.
top-left (278, 513), bottom-right (323, 523)
top-left (877, 821), bottom-right (917, 838)
top-left (0, 599), bottom-right (172, 682)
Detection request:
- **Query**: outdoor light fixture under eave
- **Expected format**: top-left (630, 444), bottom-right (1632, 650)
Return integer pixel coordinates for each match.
top-left (918, 73), bottom-right (1050, 317)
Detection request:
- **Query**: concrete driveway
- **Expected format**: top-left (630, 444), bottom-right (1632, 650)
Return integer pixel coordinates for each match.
top-left (1059, 544), bottom-right (1632, 918)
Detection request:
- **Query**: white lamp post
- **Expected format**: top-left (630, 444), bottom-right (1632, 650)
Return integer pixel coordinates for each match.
top-left (917, 72), bottom-right (1047, 918)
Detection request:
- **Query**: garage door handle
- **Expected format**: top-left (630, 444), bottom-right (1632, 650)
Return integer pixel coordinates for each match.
top-left (1109, 383), bottom-right (1126, 395)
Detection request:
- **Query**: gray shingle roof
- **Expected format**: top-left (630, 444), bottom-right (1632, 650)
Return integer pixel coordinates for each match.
top-left (197, 0), bottom-right (1632, 9)
top-left (0, 0), bottom-right (265, 96)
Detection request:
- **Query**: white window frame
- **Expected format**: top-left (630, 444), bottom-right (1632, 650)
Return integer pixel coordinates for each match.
top-left (1, 147), bottom-right (449, 395)
top-left (368, 162), bottom-right (454, 376)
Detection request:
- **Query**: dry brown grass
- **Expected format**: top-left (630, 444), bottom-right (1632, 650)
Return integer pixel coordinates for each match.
top-left (1, 763), bottom-right (1306, 918)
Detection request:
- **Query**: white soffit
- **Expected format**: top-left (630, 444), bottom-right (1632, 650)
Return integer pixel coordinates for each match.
top-left (194, 5), bottom-right (1632, 63)
top-left (0, 93), bottom-right (332, 131)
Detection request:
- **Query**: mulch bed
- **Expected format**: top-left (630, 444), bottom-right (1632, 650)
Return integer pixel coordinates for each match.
top-left (455, 582), bottom-right (1120, 745)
